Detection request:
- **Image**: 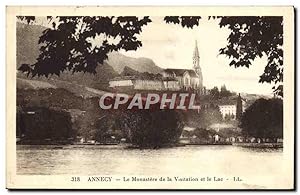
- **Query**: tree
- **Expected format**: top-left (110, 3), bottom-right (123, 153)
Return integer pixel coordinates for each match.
top-left (240, 98), bottom-right (283, 139)
top-left (209, 86), bottom-right (220, 99)
top-left (193, 128), bottom-right (210, 140)
top-left (201, 106), bottom-right (223, 128)
top-left (184, 105), bottom-right (223, 129)
top-left (121, 66), bottom-right (140, 76)
top-left (94, 115), bottom-right (114, 143)
top-left (220, 84), bottom-right (231, 97)
top-left (224, 114), bottom-right (232, 121)
top-left (164, 16), bottom-right (283, 97)
top-left (117, 109), bottom-right (184, 148)
top-left (18, 106), bottom-right (74, 141)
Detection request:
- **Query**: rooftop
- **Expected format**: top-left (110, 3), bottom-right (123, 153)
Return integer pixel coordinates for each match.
top-left (164, 68), bottom-right (199, 78)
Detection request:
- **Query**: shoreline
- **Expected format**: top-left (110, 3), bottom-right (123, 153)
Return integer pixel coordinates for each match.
top-left (17, 142), bottom-right (283, 149)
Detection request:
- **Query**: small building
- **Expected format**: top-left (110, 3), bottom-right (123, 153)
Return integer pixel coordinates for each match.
top-left (236, 136), bottom-right (245, 143)
top-left (179, 137), bottom-right (191, 144)
top-left (249, 137), bottom-right (256, 143)
top-left (109, 76), bottom-right (135, 88)
top-left (219, 104), bottom-right (237, 119)
top-left (229, 137), bottom-right (236, 142)
top-left (213, 134), bottom-right (220, 143)
top-left (109, 76), bottom-right (165, 91)
top-left (218, 94), bottom-right (246, 120)
top-left (277, 138), bottom-right (283, 143)
top-left (87, 140), bottom-right (96, 144)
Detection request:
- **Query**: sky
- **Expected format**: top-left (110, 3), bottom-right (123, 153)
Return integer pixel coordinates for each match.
top-left (120, 17), bottom-right (273, 96)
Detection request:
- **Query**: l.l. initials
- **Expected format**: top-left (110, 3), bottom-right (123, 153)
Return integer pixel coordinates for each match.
top-left (233, 177), bottom-right (242, 182)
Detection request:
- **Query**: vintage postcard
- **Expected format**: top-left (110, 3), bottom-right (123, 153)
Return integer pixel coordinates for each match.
top-left (6, 6), bottom-right (295, 189)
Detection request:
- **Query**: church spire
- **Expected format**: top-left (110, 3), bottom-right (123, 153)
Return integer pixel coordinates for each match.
top-left (193, 40), bottom-right (203, 93)
top-left (193, 40), bottom-right (200, 69)
top-left (193, 40), bottom-right (201, 75)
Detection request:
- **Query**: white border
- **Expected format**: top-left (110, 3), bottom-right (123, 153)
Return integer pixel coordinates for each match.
top-left (1, 0), bottom-right (299, 194)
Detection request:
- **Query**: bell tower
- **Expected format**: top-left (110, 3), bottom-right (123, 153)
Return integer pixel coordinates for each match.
top-left (193, 40), bottom-right (203, 89)
top-left (193, 40), bottom-right (200, 71)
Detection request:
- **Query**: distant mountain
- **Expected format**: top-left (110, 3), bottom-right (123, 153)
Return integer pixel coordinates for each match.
top-left (107, 52), bottom-right (162, 74)
top-left (240, 93), bottom-right (273, 108)
top-left (240, 92), bottom-right (272, 100)
top-left (51, 62), bottom-right (119, 90)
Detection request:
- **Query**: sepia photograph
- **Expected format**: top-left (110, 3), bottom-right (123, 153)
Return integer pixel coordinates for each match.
top-left (6, 6), bottom-right (295, 190)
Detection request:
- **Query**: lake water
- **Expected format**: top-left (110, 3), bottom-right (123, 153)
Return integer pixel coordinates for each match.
top-left (17, 145), bottom-right (283, 176)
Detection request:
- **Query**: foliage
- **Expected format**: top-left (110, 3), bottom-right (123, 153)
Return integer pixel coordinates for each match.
top-left (117, 109), bottom-right (184, 148)
top-left (240, 98), bottom-right (283, 138)
top-left (17, 106), bottom-right (74, 141)
top-left (185, 105), bottom-right (223, 129)
top-left (17, 87), bottom-right (110, 142)
top-left (121, 66), bottom-right (163, 80)
top-left (164, 16), bottom-right (283, 96)
top-left (220, 85), bottom-right (231, 97)
top-left (219, 17), bottom-right (283, 96)
top-left (209, 86), bottom-right (220, 99)
top-left (121, 66), bottom-right (140, 76)
top-left (18, 16), bottom-right (151, 77)
top-left (93, 115), bottom-right (115, 142)
top-left (193, 128), bottom-right (210, 139)
top-left (209, 85), bottom-right (233, 99)
top-left (17, 88), bottom-right (84, 109)
top-left (200, 106), bottom-right (223, 128)
top-left (224, 113), bottom-right (235, 121)
top-left (164, 16), bottom-right (201, 28)
top-left (72, 97), bottom-right (110, 141)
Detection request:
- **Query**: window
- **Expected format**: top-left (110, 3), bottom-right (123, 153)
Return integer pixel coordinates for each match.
top-left (185, 77), bottom-right (189, 85)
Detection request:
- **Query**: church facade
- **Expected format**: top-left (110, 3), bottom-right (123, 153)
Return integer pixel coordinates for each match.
top-left (109, 41), bottom-right (204, 93)
top-left (162, 40), bottom-right (203, 91)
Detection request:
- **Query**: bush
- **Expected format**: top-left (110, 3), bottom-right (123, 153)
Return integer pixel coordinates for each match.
top-left (18, 106), bottom-right (74, 141)
top-left (240, 98), bottom-right (283, 139)
top-left (118, 109), bottom-right (184, 148)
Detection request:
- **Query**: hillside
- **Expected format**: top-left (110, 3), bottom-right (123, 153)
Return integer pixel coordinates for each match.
top-left (17, 77), bottom-right (106, 98)
top-left (17, 78), bottom-right (57, 90)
